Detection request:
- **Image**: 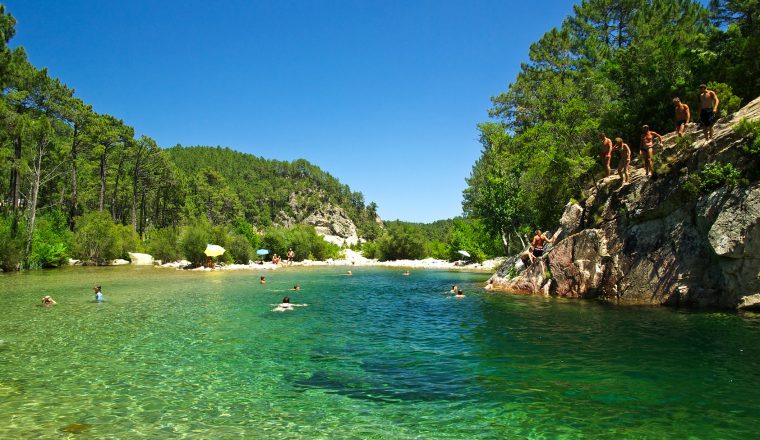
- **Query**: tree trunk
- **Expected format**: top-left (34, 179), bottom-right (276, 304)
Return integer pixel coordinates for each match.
top-left (111, 154), bottom-right (125, 221)
top-left (24, 139), bottom-right (46, 263)
top-left (499, 226), bottom-right (510, 255)
top-left (69, 124), bottom-right (79, 227)
top-left (513, 225), bottom-right (527, 249)
top-left (9, 134), bottom-right (22, 236)
top-left (98, 151), bottom-right (107, 211)
top-left (131, 149), bottom-right (143, 232)
top-left (139, 191), bottom-right (146, 238)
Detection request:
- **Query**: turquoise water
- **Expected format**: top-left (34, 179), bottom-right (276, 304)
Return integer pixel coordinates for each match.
top-left (1, 266), bottom-right (759, 438)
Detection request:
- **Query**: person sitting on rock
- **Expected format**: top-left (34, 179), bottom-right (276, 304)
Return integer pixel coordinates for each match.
top-left (613, 137), bottom-right (631, 185)
top-left (531, 230), bottom-right (552, 258)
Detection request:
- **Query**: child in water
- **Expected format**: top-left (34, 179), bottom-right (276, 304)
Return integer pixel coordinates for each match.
top-left (93, 285), bottom-right (104, 302)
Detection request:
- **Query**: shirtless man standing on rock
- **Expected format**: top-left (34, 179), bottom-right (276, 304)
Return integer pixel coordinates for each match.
top-left (640, 125), bottom-right (663, 178)
top-left (699, 84), bottom-right (719, 141)
top-left (614, 137), bottom-right (631, 185)
top-left (673, 97), bottom-right (690, 137)
top-left (600, 133), bottom-right (613, 178)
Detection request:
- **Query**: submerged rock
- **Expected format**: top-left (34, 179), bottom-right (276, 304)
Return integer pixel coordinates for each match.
top-left (490, 96), bottom-right (760, 309)
top-left (60, 423), bottom-right (92, 434)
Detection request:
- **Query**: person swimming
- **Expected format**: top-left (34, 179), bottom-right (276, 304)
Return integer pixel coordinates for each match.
top-left (291, 285), bottom-right (301, 291)
top-left (93, 285), bottom-right (104, 302)
top-left (272, 296), bottom-right (308, 312)
top-left (260, 276), bottom-right (266, 284)
top-left (450, 285), bottom-right (459, 293)
top-left (41, 295), bottom-right (57, 306)
top-left (454, 289), bottom-right (465, 298)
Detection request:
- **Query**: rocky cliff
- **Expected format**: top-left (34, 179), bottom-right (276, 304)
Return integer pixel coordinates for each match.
top-left (489, 96), bottom-right (760, 310)
top-left (275, 190), bottom-right (363, 246)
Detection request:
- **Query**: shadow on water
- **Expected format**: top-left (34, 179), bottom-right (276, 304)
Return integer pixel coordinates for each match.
top-left (293, 364), bottom-right (474, 404)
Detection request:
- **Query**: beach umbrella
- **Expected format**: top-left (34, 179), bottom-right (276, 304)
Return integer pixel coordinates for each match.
top-left (256, 249), bottom-right (269, 263)
top-left (204, 244), bottom-right (226, 257)
top-left (458, 250), bottom-right (471, 258)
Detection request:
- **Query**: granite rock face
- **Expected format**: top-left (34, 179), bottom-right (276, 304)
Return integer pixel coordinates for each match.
top-left (303, 205), bottom-right (360, 246)
top-left (490, 96), bottom-right (760, 309)
top-left (275, 190), bottom-right (364, 246)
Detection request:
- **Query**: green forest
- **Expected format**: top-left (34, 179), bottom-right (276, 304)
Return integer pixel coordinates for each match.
top-left (1, 0), bottom-right (758, 270)
top-left (463, 0), bottom-right (759, 254)
top-left (0, 3), bottom-right (389, 270)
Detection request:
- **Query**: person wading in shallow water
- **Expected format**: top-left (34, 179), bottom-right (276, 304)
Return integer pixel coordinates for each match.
top-left (599, 133), bottom-right (613, 178)
top-left (640, 125), bottom-right (663, 178)
top-left (699, 84), bottom-right (720, 141)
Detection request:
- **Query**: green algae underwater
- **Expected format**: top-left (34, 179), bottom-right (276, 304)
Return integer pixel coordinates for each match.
top-left (1, 266), bottom-right (759, 439)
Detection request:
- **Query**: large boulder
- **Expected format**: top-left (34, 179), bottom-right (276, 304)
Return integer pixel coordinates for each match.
top-left (556, 202), bottom-right (584, 242)
top-left (548, 229), bottom-right (607, 298)
top-left (128, 252), bottom-right (155, 266)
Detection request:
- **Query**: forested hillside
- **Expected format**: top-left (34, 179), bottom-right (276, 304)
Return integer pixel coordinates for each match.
top-left (463, 0), bottom-right (759, 254)
top-left (0, 4), bottom-right (380, 269)
top-left (166, 146), bottom-right (380, 238)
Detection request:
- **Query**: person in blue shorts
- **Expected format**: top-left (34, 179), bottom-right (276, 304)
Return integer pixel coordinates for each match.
top-left (699, 84), bottom-right (719, 141)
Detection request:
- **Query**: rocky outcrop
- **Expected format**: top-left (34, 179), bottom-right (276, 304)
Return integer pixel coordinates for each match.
top-left (303, 205), bottom-right (359, 246)
top-left (128, 252), bottom-right (155, 266)
top-left (490, 96), bottom-right (760, 309)
top-left (275, 190), bottom-right (366, 246)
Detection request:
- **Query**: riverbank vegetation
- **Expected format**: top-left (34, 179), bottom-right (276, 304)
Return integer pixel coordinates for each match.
top-left (463, 0), bottom-right (759, 255)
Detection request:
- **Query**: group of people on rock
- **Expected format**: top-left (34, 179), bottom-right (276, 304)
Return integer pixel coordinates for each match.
top-left (600, 84), bottom-right (720, 185)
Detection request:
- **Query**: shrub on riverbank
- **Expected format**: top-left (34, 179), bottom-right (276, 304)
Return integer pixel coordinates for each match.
top-left (145, 227), bottom-right (182, 263)
top-left (0, 216), bottom-right (23, 271)
top-left (28, 210), bottom-right (72, 269)
top-left (73, 212), bottom-right (141, 265)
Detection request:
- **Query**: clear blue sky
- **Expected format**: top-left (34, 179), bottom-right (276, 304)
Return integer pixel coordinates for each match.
top-left (5, 0), bottom-right (579, 223)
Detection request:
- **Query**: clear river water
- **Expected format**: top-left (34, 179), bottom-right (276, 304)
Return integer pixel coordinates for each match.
top-left (1, 266), bottom-right (759, 438)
